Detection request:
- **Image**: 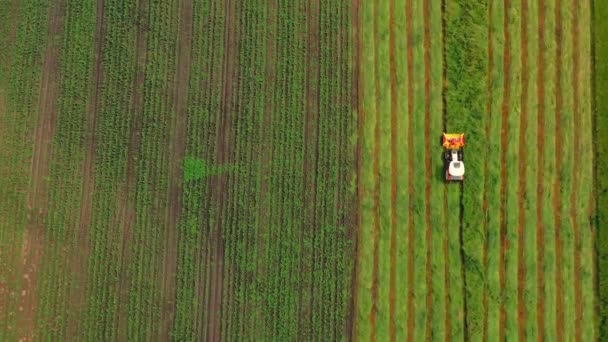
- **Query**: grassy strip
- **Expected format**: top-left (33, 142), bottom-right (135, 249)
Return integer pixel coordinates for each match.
top-left (428, 0), bottom-right (446, 339)
top-left (504, 1), bottom-right (522, 339)
top-left (593, 0), bottom-right (608, 337)
top-left (523, 0), bottom-right (539, 338)
top-left (558, 2), bottom-right (576, 340)
top-left (577, 1), bottom-right (595, 340)
top-left (374, 0), bottom-right (391, 339)
top-left (444, 0), bottom-right (488, 340)
top-left (355, 0), bottom-right (376, 337)
top-left (391, 0), bottom-right (410, 339)
top-left (411, 0), bottom-right (429, 339)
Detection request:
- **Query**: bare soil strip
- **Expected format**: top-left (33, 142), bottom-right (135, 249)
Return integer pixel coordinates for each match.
top-left (483, 1), bottom-right (495, 340)
top-left (422, 0), bottom-right (434, 339)
top-left (553, 1), bottom-right (565, 340)
top-left (159, 0), bottom-right (193, 338)
top-left (369, 0), bottom-right (381, 339)
top-left (352, 0), bottom-right (362, 339)
top-left (536, 0), bottom-right (546, 339)
top-left (499, 1), bottom-right (511, 340)
top-left (570, 0), bottom-right (582, 340)
top-left (405, 0), bottom-right (415, 340)
top-left (388, 0), bottom-right (398, 339)
top-left (517, 0), bottom-right (529, 340)
top-left (18, 2), bottom-right (65, 340)
top-left (206, 0), bottom-right (237, 339)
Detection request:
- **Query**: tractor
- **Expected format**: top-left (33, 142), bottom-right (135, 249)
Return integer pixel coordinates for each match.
top-left (442, 133), bottom-right (465, 182)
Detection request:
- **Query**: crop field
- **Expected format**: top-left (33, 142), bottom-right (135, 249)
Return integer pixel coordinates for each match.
top-left (0, 0), bottom-right (605, 341)
top-left (0, 0), bottom-right (356, 340)
top-left (354, 0), bottom-right (601, 341)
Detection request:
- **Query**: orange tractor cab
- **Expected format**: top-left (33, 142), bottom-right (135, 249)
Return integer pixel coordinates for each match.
top-left (443, 133), bottom-right (465, 182)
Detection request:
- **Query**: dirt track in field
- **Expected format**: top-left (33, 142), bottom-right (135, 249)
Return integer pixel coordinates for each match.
top-left (570, 0), bottom-right (583, 340)
top-left (18, 2), bottom-right (65, 339)
top-left (553, 1), bottom-right (565, 340)
top-left (388, 0), bottom-right (398, 339)
top-left (159, 0), bottom-right (193, 338)
top-left (536, 0), bottom-right (546, 339)
top-left (482, 1), bottom-right (494, 340)
top-left (499, 0), bottom-right (511, 340)
top-left (517, 0), bottom-right (529, 340)
top-left (405, 0), bottom-right (415, 340)
top-left (369, 0), bottom-right (381, 339)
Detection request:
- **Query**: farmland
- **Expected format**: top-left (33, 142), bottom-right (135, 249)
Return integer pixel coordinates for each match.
top-left (0, 0), bottom-right (605, 341)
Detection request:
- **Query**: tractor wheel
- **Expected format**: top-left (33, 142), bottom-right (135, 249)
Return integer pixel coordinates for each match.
top-left (444, 152), bottom-right (451, 161)
top-left (458, 150), bottom-right (463, 160)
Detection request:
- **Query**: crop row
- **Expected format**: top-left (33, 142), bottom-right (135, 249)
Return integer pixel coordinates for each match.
top-left (83, 0), bottom-right (139, 339)
top-left (34, 0), bottom-right (96, 340)
top-left (173, 0), bottom-right (225, 339)
top-left (0, 0), bottom-right (49, 340)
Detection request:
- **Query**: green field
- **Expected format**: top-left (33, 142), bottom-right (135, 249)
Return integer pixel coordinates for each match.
top-left (0, 0), bottom-right (605, 340)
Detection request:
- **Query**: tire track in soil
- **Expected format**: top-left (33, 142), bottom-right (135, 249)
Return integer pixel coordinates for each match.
top-left (517, 0), bottom-right (529, 340)
top-left (19, 2), bottom-right (65, 340)
top-left (370, 0), bottom-right (381, 339)
top-left (114, 0), bottom-right (147, 336)
top-left (388, 0), bottom-right (398, 339)
top-left (570, 0), bottom-right (582, 340)
top-left (499, 0), bottom-right (511, 340)
top-left (536, 0), bottom-right (546, 339)
top-left (206, 0), bottom-right (237, 339)
top-left (483, 1), bottom-right (494, 340)
top-left (405, 0), bottom-right (415, 340)
top-left (422, 0), bottom-right (433, 339)
top-left (351, 0), bottom-right (362, 339)
top-left (553, 1), bottom-right (565, 340)
top-left (159, 0), bottom-right (193, 338)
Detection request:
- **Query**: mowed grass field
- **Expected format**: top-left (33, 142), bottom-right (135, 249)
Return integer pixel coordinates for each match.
top-left (0, 0), bottom-right (357, 340)
top-left (0, 0), bottom-right (606, 341)
top-left (355, 0), bottom-right (601, 341)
